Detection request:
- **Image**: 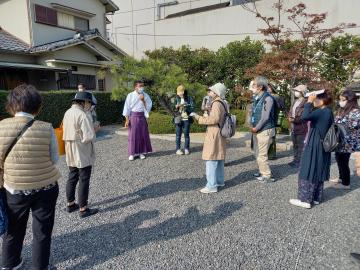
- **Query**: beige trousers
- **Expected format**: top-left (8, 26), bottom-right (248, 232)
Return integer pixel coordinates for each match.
top-left (253, 128), bottom-right (275, 178)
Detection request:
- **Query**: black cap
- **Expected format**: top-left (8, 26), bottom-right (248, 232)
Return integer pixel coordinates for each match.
top-left (73, 91), bottom-right (94, 104)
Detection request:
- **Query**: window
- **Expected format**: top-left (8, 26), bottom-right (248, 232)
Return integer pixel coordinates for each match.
top-left (35, 4), bottom-right (57, 26)
top-left (57, 12), bottom-right (75, 29)
top-left (98, 79), bottom-right (105, 91)
top-left (232, 0), bottom-right (253, 5)
top-left (58, 73), bottom-right (96, 90)
top-left (74, 17), bottom-right (89, 31)
top-left (35, 5), bottom-right (89, 32)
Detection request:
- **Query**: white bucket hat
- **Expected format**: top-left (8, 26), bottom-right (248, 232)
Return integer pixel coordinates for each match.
top-left (208, 83), bottom-right (227, 99)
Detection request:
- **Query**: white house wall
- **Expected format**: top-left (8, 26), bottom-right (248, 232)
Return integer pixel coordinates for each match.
top-left (0, 0), bottom-right (31, 45)
top-left (29, 0), bottom-right (108, 46)
top-left (51, 46), bottom-right (99, 64)
top-left (110, 0), bottom-right (360, 59)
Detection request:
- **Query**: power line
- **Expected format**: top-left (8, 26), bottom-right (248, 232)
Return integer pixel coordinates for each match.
top-left (111, 25), bottom-right (360, 37)
top-left (114, 0), bottom-right (222, 15)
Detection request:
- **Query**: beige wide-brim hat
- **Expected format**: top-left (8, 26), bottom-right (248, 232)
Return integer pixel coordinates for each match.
top-left (208, 83), bottom-right (227, 99)
top-left (292, 84), bottom-right (308, 94)
top-left (176, 85), bottom-right (185, 95)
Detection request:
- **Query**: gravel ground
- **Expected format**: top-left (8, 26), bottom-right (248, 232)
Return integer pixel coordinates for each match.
top-left (3, 126), bottom-right (360, 270)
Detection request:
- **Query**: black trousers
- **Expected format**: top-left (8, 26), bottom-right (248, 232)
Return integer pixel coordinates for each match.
top-left (292, 133), bottom-right (306, 166)
top-left (66, 166), bottom-right (92, 208)
top-left (335, 152), bottom-right (351, 186)
top-left (1, 185), bottom-right (59, 270)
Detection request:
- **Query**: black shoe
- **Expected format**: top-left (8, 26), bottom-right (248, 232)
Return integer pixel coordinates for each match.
top-left (79, 208), bottom-right (98, 218)
top-left (65, 203), bottom-right (79, 213)
top-left (47, 266), bottom-right (57, 270)
top-left (350, 253), bottom-right (360, 263)
top-left (1, 258), bottom-right (23, 270)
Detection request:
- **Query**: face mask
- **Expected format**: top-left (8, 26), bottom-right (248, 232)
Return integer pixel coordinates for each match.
top-left (294, 91), bottom-right (302, 98)
top-left (137, 87), bottom-right (144, 94)
top-left (339, 100), bottom-right (347, 108)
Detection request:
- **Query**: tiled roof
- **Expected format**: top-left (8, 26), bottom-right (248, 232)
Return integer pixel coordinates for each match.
top-left (0, 28), bottom-right (125, 56)
top-left (0, 27), bottom-right (29, 52)
top-left (30, 29), bottom-right (100, 53)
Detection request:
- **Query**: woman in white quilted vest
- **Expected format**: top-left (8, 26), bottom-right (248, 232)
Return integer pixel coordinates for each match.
top-left (0, 84), bottom-right (60, 270)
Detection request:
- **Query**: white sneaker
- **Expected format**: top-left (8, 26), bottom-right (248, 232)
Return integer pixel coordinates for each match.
top-left (199, 187), bottom-right (218, 194)
top-left (184, 149), bottom-right (190, 155)
top-left (140, 154), bottom-right (146, 160)
top-left (332, 183), bottom-right (350, 190)
top-left (128, 155), bottom-right (135, 161)
top-left (176, 150), bottom-right (184, 155)
top-left (329, 178), bottom-right (340, 183)
top-left (289, 199), bottom-right (311, 209)
top-left (257, 176), bottom-right (275, 182)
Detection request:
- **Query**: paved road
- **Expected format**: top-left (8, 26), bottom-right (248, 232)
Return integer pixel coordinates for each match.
top-left (13, 126), bottom-right (360, 269)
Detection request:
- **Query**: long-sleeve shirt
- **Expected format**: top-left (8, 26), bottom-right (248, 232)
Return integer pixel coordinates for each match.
top-left (122, 91), bottom-right (152, 118)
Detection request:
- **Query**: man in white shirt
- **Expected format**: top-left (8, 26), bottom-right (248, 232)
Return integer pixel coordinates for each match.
top-left (122, 80), bottom-right (153, 161)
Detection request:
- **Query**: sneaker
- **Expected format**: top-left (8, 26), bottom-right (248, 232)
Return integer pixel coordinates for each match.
top-left (350, 253), bottom-right (360, 263)
top-left (332, 183), bottom-right (351, 190)
top-left (1, 258), bottom-right (24, 270)
top-left (140, 154), bottom-right (146, 160)
top-left (253, 172), bottom-right (261, 178)
top-left (256, 176), bottom-right (275, 182)
top-left (289, 199), bottom-right (311, 209)
top-left (199, 187), bottom-right (218, 194)
top-left (184, 149), bottom-right (190, 155)
top-left (79, 208), bottom-right (99, 218)
top-left (217, 183), bottom-right (225, 187)
top-left (65, 203), bottom-right (79, 213)
top-left (128, 155), bottom-right (135, 161)
top-left (329, 178), bottom-right (340, 183)
top-left (313, 201), bottom-right (320, 205)
top-left (176, 150), bottom-right (184, 155)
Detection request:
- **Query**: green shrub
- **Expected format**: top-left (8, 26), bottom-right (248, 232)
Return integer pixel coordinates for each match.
top-left (0, 90), bottom-right (123, 127)
top-left (148, 112), bottom-right (206, 134)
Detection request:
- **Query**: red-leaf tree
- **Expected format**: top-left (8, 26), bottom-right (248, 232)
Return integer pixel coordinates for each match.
top-left (241, 0), bottom-right (356, 94)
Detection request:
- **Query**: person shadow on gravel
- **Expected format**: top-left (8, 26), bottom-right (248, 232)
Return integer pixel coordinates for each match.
top-left (51, 202), bottom-right (242, 269)
top-left (91, 177), bottom-right (205, 213)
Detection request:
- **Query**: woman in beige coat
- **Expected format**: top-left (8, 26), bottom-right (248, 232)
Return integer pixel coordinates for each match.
top-left (63, 91), bottom-right (98, 218)
top-left (192, 83), bottom-right (227, 193)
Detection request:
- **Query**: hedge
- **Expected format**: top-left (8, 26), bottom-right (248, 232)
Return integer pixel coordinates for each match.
top-left (148, 109), bottom-right (249, 134)
top-left (0, 91), bottom-right (123, 128)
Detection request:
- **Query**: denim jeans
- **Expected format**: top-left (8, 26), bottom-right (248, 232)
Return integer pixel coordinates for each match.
top-left (176, 120), bottom-right (190, 150)
top-left (205, 160), bottom-right (225, 190)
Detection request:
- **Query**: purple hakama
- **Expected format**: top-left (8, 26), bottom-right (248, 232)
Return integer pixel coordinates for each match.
top-left (128, 112), bottom-right (153, 156)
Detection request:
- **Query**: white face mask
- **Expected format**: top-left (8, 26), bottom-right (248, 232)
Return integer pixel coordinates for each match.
top-left (137, 87), bottom-right (144, 94)
top-left (339, 100), bottom-right (347, 108)
top-left (294, 91), bottom-right (302, 98)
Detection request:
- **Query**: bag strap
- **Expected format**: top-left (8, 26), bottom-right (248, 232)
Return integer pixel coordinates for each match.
top-left (212, 100), bottom-right (229, 129)
top-left (4, 119), bottom-right (35, 162)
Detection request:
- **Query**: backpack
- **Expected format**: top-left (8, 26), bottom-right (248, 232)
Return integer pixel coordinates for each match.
top-left (322, 123), bottom-right (347, 152)
top-left (213, 100), bottom-right (236, 138)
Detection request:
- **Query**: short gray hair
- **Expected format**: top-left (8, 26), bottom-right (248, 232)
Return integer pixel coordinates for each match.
top-left (254, 76), bottom-right (268, 91)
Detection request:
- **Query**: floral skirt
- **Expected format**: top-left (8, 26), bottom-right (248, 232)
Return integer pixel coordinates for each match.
top-left (298, 179), bottom-right (324, 204)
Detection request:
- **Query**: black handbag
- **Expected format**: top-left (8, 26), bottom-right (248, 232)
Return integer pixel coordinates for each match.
top-left (0, 119), bottom-right (35, 236)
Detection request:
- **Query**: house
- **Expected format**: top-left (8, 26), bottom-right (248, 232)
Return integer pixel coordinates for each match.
top-left (109, 0), bottom-right (360, 58)
top-left (0, 0), bottom-right (127, 91)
